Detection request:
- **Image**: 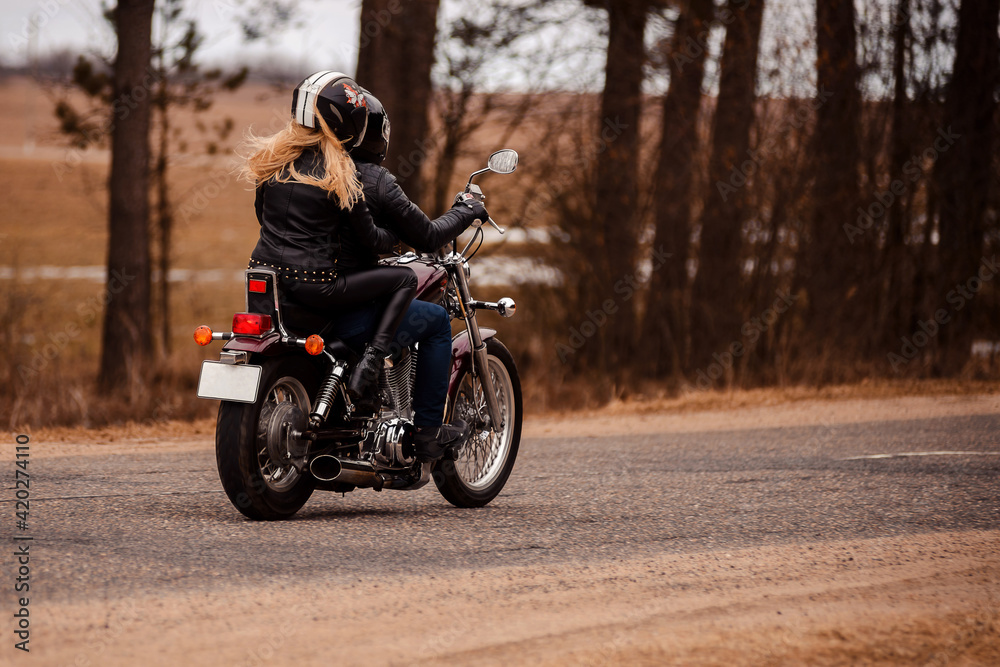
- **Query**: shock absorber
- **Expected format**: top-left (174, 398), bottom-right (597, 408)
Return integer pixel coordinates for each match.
top-left (310, 359), bottom-right (349, 427)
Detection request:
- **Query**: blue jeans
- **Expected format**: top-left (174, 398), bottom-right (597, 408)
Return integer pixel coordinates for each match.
top-left (328, 300), bottom-right (452, 427)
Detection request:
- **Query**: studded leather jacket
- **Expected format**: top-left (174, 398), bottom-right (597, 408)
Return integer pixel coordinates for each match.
top-left (249, 148), bottom-right (398, 281)
top-left (335, 162), bottom-right (481, 272)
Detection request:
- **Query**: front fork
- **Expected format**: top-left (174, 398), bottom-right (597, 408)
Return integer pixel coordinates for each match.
top-left (451, 265), bottom-right (504, 431)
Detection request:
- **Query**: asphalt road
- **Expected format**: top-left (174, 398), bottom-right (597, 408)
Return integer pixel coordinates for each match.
top-left (11, 412), bottom-right (1000, 608)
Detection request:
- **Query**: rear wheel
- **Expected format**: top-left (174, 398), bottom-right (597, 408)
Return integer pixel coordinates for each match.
top-left (435, 338), bottom-right (522, 507)
top-left (216, 356), bottom-right (318, 520)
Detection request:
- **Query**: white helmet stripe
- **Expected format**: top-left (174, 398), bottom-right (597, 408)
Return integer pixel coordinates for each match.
top-left (295, 70), bottom-right (330, 126)
top-left (295, 70), bottom-right (349, 128)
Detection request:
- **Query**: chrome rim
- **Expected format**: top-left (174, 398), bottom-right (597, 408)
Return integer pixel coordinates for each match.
top-left (452, 355), bottom-right (515, 490)
top-left (257, 376), bottom-right (310, 492)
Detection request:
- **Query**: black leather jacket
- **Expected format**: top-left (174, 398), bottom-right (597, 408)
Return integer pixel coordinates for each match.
top-left (249, 148), bottom-right (397, 276)
top-left (336, 161), bottom-right (478, 272)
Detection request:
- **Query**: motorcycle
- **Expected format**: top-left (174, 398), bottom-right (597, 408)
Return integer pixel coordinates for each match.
top-left (194, 149), bottom-right (522, 520)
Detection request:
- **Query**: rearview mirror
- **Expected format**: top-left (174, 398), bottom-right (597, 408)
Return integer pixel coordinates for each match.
top-left (487, 149), bottom-right (518, 175)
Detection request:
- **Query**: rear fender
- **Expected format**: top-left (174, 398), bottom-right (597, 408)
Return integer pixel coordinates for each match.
top-left (222, 332), bottom-right (286, 356)
top-left (222, 332), bottom-right (357, 366)
top-left (448, 327), bottom-right (497, 401)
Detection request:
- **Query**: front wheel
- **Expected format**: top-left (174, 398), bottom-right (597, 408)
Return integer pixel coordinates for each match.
top-left (216, 355), bottom-right (318, 520)
top-left (436, 338), bottom-right (522, 507)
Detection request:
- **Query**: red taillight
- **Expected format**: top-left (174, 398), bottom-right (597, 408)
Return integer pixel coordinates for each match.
top-left (248, 279), bottom-right (267, 294)
top-left (232, 312), bottom-right (272, 335)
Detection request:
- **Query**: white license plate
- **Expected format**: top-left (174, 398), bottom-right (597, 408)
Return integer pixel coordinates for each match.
top-left (197, 361), bottom-right (262, 403)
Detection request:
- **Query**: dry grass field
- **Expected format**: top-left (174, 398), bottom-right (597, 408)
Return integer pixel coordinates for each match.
top-left (0, 75), bottom-right (287, 266)
top-left (0, 75), bottom-right (551, 428)
top-left (1, 75), bottom-right (298, 427)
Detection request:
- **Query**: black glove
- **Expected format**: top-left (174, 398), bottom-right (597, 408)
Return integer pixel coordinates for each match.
top-left (453, 192), bottom-right (488, 222)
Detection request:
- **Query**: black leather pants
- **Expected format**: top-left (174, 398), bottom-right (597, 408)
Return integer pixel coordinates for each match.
top-left (288, 266), bottom-right (417, 352)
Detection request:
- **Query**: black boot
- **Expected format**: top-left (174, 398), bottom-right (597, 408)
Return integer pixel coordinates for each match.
top-left (347, 345), bottom-right (384, 402)
top-left (412, 419), bottom-right (471, 462)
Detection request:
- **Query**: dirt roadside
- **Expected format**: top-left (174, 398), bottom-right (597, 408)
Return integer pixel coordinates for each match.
top-left (21, 391), bottom-right (1000, 458)
top-left (29, 530), bottom-right (999, 666)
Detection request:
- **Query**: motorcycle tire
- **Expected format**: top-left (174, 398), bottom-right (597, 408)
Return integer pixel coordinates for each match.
top-left (216, 355), bottom-right (319, 520)
top-left (436, 338), bottom-right (523, 508)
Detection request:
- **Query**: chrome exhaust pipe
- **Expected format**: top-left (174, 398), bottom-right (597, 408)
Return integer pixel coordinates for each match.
top-left (308, 455), bottom-right (384, 489)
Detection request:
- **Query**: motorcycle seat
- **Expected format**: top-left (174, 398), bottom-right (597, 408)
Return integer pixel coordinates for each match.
top-left (280, 301), bottom-right (361, 363)
top-left (281, 301), bottom-right (329, 334)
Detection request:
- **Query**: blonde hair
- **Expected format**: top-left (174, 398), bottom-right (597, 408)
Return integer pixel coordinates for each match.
top-left (240, 110), bottom-right (363, 209)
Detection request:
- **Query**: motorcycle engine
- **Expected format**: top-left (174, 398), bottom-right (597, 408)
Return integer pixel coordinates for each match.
top-left (371, 418), bottom-right (416, 468)
top-left (380, 348), bottom-right (416, 419)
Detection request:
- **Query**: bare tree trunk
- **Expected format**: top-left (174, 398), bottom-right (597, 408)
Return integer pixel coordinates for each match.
top-left (356, 0), bottom-right (440, 208)
top-left (154, 67), bottom-right (172, 358)
top-left (98, 0), bottom-right (154, 393)
top-left (688, 0), bottom-right (765, 375)
top-left (589, 0), bottom-right (648, 383)
top-left (642, 0), bottom-right (714, 379)
top-left (803, 0), bottom-right (862, 363)
top-left (932, 0), bottom-right (1000, 374)
top-left (430, 86), bottom-right (474, 216)
top-left (878, 0), bottom-right (913, 348)
top-left (429, 89), bottom-right (531, 220)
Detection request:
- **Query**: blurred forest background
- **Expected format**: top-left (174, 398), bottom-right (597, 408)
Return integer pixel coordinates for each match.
top-left (1, 0), bottom-right (998, 429)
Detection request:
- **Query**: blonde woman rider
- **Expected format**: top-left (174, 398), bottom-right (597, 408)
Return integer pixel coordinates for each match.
top-left (241, 71), bottom-right (415, 403)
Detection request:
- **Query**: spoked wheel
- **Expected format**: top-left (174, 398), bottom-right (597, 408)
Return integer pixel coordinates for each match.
top-left (435, 338), bottom-right (522, 507)
top-left (216, 356), bottom-right (318, 520)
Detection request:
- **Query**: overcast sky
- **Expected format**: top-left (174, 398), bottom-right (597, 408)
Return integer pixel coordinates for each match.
top-left (1, 0), bottom-right (824, 97)
top-left (2, 0), bottom-right (363, 73)
top-left (0, 0), bottom-right (614, 92)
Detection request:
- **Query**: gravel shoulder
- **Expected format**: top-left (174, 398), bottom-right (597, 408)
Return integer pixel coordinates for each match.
top-left (22, 391), bottom-right (1000, 457)
top-left (526, 393), bottom-right (1000, 439)
top-left (30, 530), bottom-right (999, 666)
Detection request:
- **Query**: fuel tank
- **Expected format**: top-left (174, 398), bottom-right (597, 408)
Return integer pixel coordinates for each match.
top-left (394, 258), bottom-right (449, 304)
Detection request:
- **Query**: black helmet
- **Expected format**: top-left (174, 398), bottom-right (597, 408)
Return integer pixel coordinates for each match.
top-left (350, 88), bottom-right (390, 164)
top-left (291, 71), bottom-right (369, 148)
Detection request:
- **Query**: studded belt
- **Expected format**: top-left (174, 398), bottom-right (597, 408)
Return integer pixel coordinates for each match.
top-left (247, 258), bottom-right (339, 283)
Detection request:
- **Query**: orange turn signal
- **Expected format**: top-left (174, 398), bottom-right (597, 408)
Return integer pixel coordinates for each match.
top-left (193, 325), bottom-right (214, 346)
top-left (304, 334), bottom-right (324, 356)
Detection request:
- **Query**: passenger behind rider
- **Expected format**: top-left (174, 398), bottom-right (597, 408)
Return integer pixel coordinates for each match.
top-left (332, 89), bottom-right (489, 461)
top-left (241, 71), bottom-right (415, 403)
